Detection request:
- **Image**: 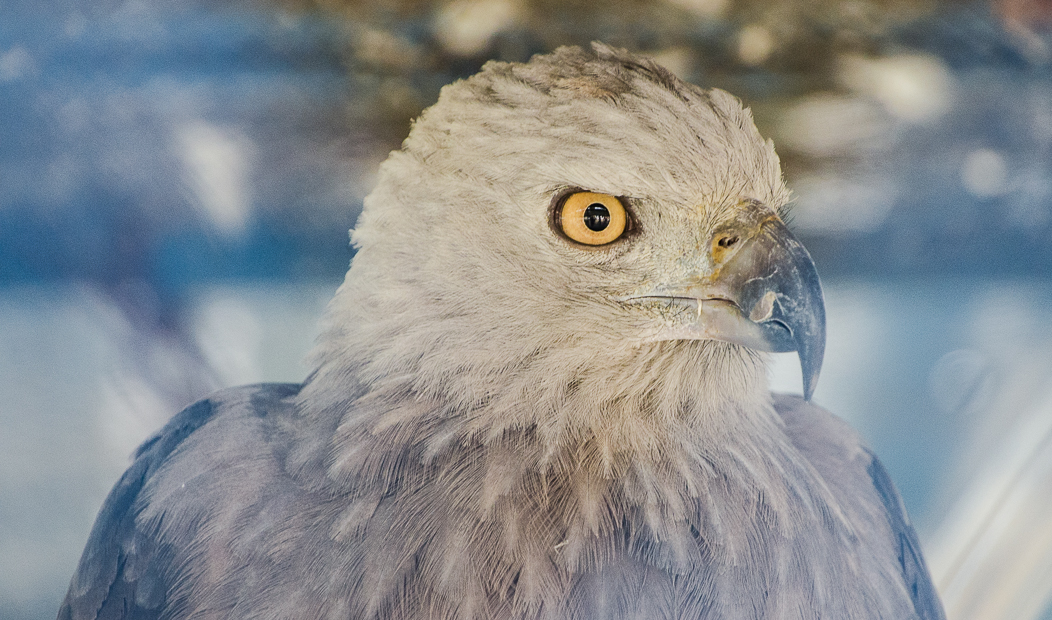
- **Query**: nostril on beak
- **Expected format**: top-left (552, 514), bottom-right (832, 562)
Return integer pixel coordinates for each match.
top-left (712, 233), bottom-right (742, 264)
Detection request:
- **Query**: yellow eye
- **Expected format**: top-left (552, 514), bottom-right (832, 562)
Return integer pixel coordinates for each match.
top-left (556, 191), bottom-right (627, 246)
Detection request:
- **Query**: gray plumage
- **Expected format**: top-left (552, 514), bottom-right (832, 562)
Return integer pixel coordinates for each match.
top-left (60, 43), bottom-right (945, 620)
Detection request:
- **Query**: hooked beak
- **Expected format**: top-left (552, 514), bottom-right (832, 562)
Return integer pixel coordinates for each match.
top-left (624, 210), bottom-right (826, 400)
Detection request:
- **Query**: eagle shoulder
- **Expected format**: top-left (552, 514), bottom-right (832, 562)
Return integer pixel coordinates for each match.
top-left (57, 383), bottom-right (302, 620)
top-left (772, 393), bottom-right (946, 620)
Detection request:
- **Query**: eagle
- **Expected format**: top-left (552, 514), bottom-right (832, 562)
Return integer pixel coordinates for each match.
top-left (59, 43), bottom-right (945, 620)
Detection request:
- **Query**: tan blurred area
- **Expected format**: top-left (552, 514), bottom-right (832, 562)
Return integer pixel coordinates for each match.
top-left (996, 0), bottom-right (1052, 29)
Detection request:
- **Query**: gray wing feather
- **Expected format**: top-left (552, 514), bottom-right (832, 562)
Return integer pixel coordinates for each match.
top-left (57, 384), bottom-right (300, 620)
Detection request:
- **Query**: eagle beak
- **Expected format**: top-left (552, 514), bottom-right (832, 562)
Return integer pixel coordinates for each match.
top-left (625, 210), bottom-right (826, 400)
top-left (714, 214), bottom-right (826, 400)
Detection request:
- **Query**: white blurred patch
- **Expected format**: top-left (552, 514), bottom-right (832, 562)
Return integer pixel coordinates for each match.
top-left (435, 0), bottom-right (521, 57)
top-left (806, 284), bottom-right (885, 424)
top-left (176, 121), bottom-right (254, 235)
top-left (193, 295), bottom-right (264, 386)
top-left (777, 94), bottom-right (890, 157)
top-left (929, 349), bottom-right (994, 416)
top-left (70, 288), bottom-right (209, 468)
top-left (961, 148), bottom-right (1008, 199)
top-left (0, 46), bottom-right (35, 82)
top-left (664, 0), bottom-right (728, 18)
top-left (737, 24), bottom-right (775, 67)
top-left (838, 53), bottom-right (953, 123)
top-left (98, 374), bottom-right (171, 459)
top-left (788, 174), bottom-right (897, 233)
top-left (767, 352), bottom-right (803, 395)
top-left (969, 284), bottom-right (1039, 349)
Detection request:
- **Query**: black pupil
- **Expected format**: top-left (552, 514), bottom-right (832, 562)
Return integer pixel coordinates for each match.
top-left (583, 203), bottom-right (611, 231)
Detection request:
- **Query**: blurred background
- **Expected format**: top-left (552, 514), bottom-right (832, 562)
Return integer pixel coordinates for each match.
top-left (2, 0), bottom-right (1052, 618)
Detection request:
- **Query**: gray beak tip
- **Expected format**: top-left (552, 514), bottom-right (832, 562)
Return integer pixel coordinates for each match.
top-left (802, 362), bottom-right (820, 402)
top-left (734, 216), bottom-right (826, 401)
top-left (795, 302), bottom-right (825, 402)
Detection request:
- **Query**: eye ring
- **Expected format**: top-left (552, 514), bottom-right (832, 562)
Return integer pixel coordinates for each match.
top-left (555, 191), bottom-right (628, 246)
